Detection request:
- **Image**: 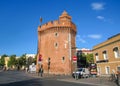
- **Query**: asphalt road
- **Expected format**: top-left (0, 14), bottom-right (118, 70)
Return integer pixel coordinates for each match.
top-left (0, 70), bottom-right (98, 86)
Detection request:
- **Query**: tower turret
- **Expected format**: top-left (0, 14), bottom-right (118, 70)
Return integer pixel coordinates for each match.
top-left (59, 10), bottom-right (72, 22)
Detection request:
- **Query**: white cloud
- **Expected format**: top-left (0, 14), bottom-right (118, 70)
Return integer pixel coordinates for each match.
top-left (97, 16), bottom-right (104, 20)
top-left (88, 34), bottom-right (102, 39)
top-left (76, 35), bottom-right (86, 43)
top-left (96, 16), bottom-right (113, 23)
top-left (91, 2), bottom-right (105, 10)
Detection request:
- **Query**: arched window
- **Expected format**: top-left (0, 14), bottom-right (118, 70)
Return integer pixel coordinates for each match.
top-left (54, 32), bottom-right (58, 37)
top-left (102, 50), bottom-right (108, 60)
top-left (105, 66), bottom-right (110, 74)
top-left (62, 57), bottom-right (65, 62)
top-left (54, 42), bottom-right (58, 48)
top-left (113, 47), bottom-right (120, 58)
top-left (95, 53), bottom-right (99, 61)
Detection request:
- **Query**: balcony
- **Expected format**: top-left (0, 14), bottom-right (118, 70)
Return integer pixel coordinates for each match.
top-left (96, 59), bottom-right (109, 63)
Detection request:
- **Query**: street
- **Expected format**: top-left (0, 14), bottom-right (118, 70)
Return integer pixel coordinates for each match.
top-left (0, 70), bottom-right (97, 86)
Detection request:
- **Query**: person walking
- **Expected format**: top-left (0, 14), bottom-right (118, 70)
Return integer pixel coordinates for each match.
top-left (37, 69), bottom-right (40, 76)
top-left (40, 66), bottom-right (43, 77)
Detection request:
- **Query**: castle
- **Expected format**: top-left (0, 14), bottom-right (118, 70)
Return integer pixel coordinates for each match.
top-left (36, 11), bottom-right (77, 75)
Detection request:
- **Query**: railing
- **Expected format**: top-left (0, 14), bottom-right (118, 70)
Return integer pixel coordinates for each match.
top-left (96, 59), bottom-right (109, 63)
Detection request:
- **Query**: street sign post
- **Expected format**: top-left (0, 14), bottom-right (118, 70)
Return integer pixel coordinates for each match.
top-left (73, 56), bottom-right (77, 62)
top-left (72, 56), bottom-right (78, 80)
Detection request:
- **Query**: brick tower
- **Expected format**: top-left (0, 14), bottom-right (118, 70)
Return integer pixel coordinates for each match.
top-left (37, 11), bottom-right (77, 75)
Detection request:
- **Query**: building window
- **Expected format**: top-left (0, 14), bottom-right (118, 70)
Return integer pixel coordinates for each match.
top-left (64, 43), bottom-right (67, 48)
top-left (55, 32), bottom-right (58, 37)
top-left (95, 53), bottom-right (99, 61)
top-left (117, 66), bottom-right (120, 71)
top-left (113, 47), bottom-right (120, 58)
top-left (106, 66), bottom-right (110, 74)
top-left (97, 67), bottom-right (101, 76)
top-left (54, 42), bottom-right (58, 48)
top-left (103, 51), bottom-right (108, 60)
top-left (62, 57), bottom-right (65, 62)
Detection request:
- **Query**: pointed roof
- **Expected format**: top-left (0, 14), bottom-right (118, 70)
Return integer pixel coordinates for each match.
top-left (59, 10), bottom-right (71, 20)
top-left (61, 10), bottom-right (68, 15)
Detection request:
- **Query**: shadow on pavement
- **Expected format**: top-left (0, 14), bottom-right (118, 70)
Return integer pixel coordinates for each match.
top-left (0, 78), bottom-right (43, 86)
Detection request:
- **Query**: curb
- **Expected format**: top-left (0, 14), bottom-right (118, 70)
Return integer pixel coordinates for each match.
top-left (57, 79), bottom-right (112, 86)
top-left (26, 73), bottom-right (117, 86)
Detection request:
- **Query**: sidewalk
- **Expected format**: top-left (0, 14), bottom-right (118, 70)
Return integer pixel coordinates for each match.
top-left (26, 73), bottom-right (117, 86)
top-left (58, 77), bottom-right (117, 86)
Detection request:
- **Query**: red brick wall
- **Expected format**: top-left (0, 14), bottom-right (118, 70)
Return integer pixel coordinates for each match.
top-left (37, 11), bottom-right (76, 75)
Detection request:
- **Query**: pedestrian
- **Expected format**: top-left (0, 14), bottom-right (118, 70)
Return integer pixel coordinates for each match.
top-left (40, 64), bottom-right (44, 77)
top-left (36, 66), bottom-right (39, 76)
top-left (40, 67), bottom-right (43, 77)
top-left (26, 67), bottom-right (28, 73)
top-left (3, 66), bottom-right (6, 71)
top-left (37, 68), bottom-right (41, 76)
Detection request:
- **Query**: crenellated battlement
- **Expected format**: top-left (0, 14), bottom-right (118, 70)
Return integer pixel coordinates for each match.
top-left (38, 11), bottom-right (76, 32)
top-left (38, 20), bottom-right (76, 32)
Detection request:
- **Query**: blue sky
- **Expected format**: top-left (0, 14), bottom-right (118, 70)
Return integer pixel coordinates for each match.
top-left (0, 0), bottom-right (120, 56)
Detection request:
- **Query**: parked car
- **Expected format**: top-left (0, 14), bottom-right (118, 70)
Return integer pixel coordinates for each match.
top-left (72, 68), bottom-right (90, 79)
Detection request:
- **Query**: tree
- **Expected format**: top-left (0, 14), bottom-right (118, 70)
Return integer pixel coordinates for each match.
top-left (8, 55), bottom-right (17, 68)
top-left (0, 54), bottom-right (8, 66)
top-left (18, 54), bottom-right (26, 68)
top-left (27, 57), bottom-right (33, 66)
top-left (77, 53), bottom-right (94, 68)
top-left (77, 53), bottom-right (86, 68)
top-left (33, 54), bottom-right (37, 64)
top-left (86, 54), bottom-right (94, 64)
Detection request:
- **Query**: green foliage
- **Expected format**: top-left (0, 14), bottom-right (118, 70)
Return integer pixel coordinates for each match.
top-left (18, 54), bottom-right (26, 67)
top-left (27, 57), bottom-right (33, 65)
top-left (86, 54), bottom-right (94, 63)
top-left (33, 54), bottom-right (37, 64)
top-left (8, 55), bottom-right (17, 67)
top-left (0, 53), bottom-right (37, 69)
top-left (0, 54), bottom-right (8, 66)
top-left (77, 54), bottom-right (86, 67)
top-left (77, 53), bottom-right (94, 68)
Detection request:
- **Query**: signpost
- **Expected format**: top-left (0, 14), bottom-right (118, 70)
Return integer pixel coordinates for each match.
top-left (73, 56), bottom-right (77, 62)
top-left (37, 54), bottom-right (42, 76)
top-left (72, 56), bottom-right (78, 80)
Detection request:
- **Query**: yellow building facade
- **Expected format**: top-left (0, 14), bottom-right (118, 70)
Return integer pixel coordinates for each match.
top-left (93, 33), bottom-right (120, 75)
top-left (4, 57), bottom-right (9, 69)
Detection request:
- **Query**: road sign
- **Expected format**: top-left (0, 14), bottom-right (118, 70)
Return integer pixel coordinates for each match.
top-left (73, 56), bottom-right (77, 62)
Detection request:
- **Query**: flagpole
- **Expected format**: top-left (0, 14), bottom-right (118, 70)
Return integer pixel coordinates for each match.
top-left (37, 17), bottom-right (42, 56)
top-left (39, 16), bottom-right (42, 56)
top-left (37, 17), bottom-right (43, 74)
